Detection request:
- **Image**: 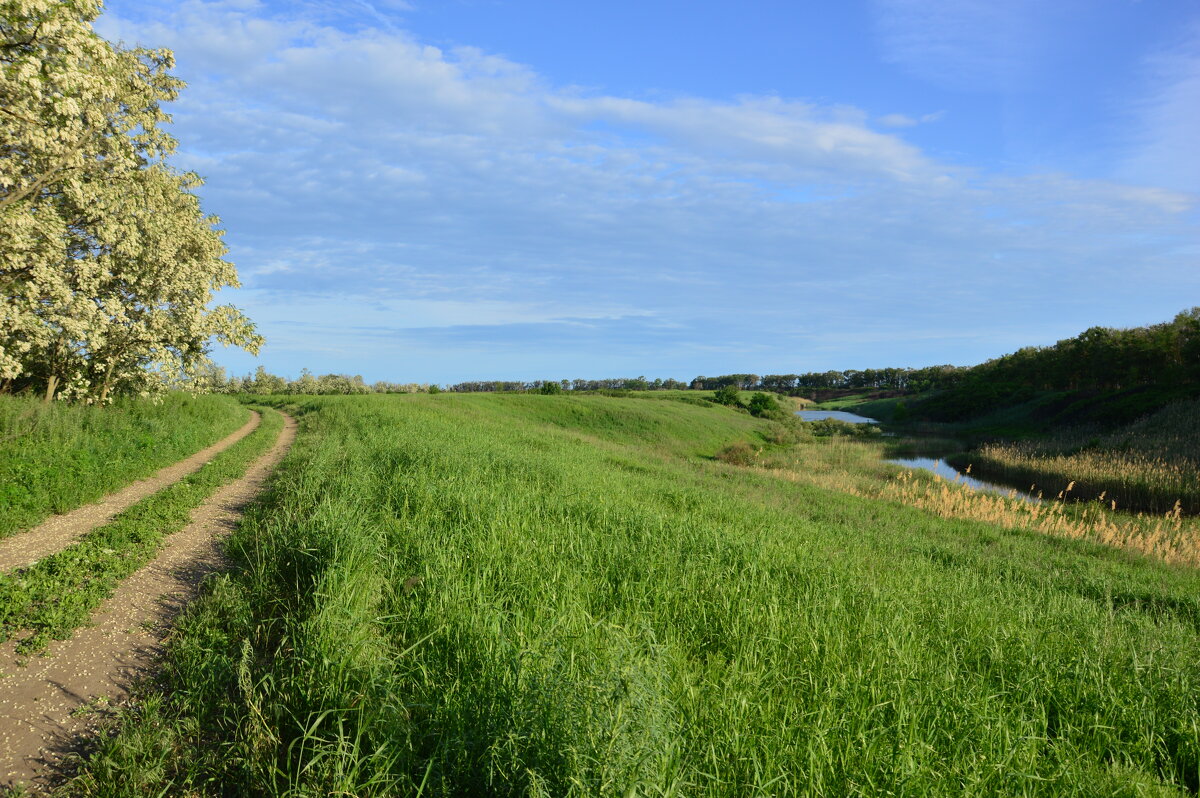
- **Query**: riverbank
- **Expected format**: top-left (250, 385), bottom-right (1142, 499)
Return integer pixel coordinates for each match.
top-left (812, 392), bottom-right (1200, 517)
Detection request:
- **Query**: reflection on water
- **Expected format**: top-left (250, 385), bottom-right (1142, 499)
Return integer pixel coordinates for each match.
top-left (797, 409), bottom-right (1040, 502)
top-left (796, 410), bottom-right (878, 424)
top-left (887, 457), bottom-right (1041, 503)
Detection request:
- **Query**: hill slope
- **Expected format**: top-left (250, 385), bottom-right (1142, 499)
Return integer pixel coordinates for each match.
top-left (70, 394), bottom-right (1200, 796)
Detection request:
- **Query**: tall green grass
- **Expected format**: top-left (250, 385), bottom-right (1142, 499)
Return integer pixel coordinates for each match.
top-left (68, 394), bottom-right (1200, 796)
top-left (0, 393), bottom-right (249, 539)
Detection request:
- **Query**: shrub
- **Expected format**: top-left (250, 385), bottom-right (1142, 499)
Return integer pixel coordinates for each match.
top-left (715, 441), bottom-right (758, 465)
top-left (713, 385), bottom-right (741, 406)
top-left (747, 392), bottom-right (781, 418)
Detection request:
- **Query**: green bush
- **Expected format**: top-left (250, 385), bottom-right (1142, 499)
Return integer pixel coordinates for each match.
top-left (712, 385), bottom-right (741, 406)
top-left (747, 392), bottom-right (780, 418)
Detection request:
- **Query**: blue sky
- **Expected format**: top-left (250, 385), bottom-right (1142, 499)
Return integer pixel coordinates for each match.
top-left (97, 0), bottom-right (1200, 384)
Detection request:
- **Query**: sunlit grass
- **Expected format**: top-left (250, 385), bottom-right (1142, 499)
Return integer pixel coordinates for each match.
top-left (66, 395), bottom-right (1200, 796)
top-left (0, 393), bottom-right (249, 538)
top-left (0, 408), bottom-right (283, 653)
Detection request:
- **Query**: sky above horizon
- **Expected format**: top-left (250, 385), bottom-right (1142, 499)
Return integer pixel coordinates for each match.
top-left (97, 0), bottom-right (1200, 385)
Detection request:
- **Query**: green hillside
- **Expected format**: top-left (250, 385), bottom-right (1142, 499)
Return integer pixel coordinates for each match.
top-left (70, 394), bottom-right (1200, 796)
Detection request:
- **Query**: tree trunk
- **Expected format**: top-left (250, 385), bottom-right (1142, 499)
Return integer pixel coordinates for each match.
top-left (43, 374), bottom-right (59, 404)
top-left (98, 362), bottom-right (115, 405)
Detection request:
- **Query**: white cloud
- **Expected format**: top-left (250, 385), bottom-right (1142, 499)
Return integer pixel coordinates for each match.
top-left (551, 95), bottom-right (935, 181)
top-left (878, 113), bottom-right (918, 128)
top-left (96, 0), bottom-right (1200, 381)
top-left (878, 111), bottom-right (944, 128)
top-left (240, 294), bottom-right (651, 330)
top-left (106, 1), bottom-right (934, 183)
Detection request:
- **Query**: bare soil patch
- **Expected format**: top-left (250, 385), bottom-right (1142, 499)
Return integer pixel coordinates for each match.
top-left (0, 412), bottom-right (296, 792)
top-left (0, 411), bottom-right (260, 573)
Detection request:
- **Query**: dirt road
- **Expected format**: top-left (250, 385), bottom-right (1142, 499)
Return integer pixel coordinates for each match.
top-left (0, 410), bottom-right (261, 573)
top-left (0, 412), bottom-right (297, 791)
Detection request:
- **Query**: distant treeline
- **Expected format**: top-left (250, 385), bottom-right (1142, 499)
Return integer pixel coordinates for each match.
top-left (908, 308), bottom-right (1200, 422)
top-left (688, 368), bottom-right (961, 393)
top-left (442, 310), bottom-right (1200, 401)
top-left (447, 377), bottom-right (692, 393)
top-left (204, 366), bottom-right (431, 396)
top-left (440, 368), bottom-right (961, 395)
top-left (951, 308), bottom-right (1199, 393)
top-left (202, 309), bottom-right (1198, 402)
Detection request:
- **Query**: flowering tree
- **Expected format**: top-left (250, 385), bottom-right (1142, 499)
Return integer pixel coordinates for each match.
top-left (0, 0), bottom-right (261, 402)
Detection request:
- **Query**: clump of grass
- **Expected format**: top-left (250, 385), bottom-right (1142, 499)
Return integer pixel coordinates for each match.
top-left (0, 408), bottom-right (283, 653)
top-left (0, 393), bottom-right (249, 539)
top-left (714, 441), bottom-right (759, 466)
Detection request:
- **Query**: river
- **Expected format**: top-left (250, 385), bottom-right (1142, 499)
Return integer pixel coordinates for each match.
top-left (796, 409), bottom-right (879, 424)
top-left (798, 409), bottom-right (1040, 502)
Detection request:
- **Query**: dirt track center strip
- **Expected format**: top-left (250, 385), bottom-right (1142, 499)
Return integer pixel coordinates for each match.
top-left (0, 411), bottom-right (296, 790)
top-left (0, 411), bottom-right (261, 573)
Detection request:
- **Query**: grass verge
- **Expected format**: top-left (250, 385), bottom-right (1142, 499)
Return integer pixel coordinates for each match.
top-left (0, 394), bottom-right (249, 539)
top-left (0, 407), bottom-right (283, 654)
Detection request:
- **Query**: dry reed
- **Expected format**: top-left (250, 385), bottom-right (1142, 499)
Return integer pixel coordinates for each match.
top-left (756, 437), bottom-right (1200, 568)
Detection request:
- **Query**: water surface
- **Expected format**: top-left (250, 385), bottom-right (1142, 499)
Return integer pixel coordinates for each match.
top-left (887, 457), bottom-right (1040, 503)
top-left (798, 409), bottom-right (1038, 502)
top-left (796, 410), bottom-right (878, 424)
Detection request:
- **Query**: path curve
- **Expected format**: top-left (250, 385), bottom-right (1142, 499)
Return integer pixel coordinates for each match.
top-left (0, 410), bottom-right (261, 573)
top-left (0, 412), bottom-right (297, 791)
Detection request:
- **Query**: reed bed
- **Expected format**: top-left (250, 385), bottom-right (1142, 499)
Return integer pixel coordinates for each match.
top-left (883, 470), bottom-right (1200, 568)
top-left (755, 431), bottom-right (1200, 569)
top-left (968, 399), bottom-right (1200, 515)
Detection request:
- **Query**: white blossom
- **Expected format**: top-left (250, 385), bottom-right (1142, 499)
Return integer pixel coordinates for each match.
top-left (1, 0), bottom-right (262, 402)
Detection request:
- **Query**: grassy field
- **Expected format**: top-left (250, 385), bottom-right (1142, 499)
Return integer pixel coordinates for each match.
top-left (66, 394), bottom-right (1200, 796)
top-left (0, 393), bottom-right (250, 539)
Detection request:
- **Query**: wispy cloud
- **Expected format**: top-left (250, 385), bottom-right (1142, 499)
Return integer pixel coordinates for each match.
top-left (878, 111), bottom-right (944, 128)
top-left (96, 0), bottom-right (1199, 381)
top-left (1119, 20), bottom-right (1200, 194)
top-left (870, 0), bottom-right (1066, 92)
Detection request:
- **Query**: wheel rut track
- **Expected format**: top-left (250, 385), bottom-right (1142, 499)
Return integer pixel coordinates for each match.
top-left (0, 409), bottom-right (262, 573)
top-left (0, 412), bottom-right (297, 792)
